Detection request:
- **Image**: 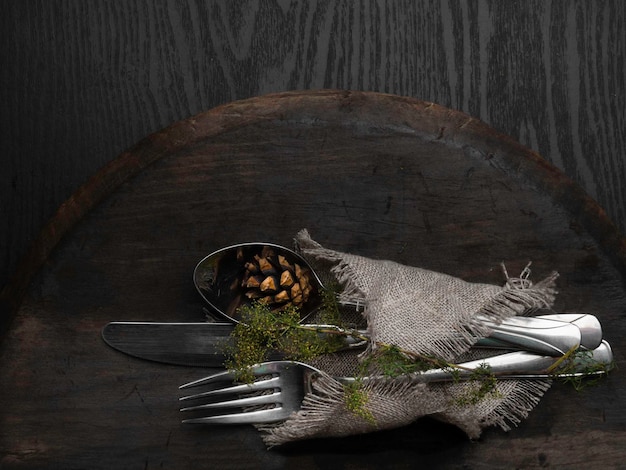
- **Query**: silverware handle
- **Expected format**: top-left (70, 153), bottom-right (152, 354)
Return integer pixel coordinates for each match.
top-left (346, 340), bottom-right (613, 384)
top-left (476, 316), bottom-right (582, 356)
top-left (535, 313), bottom-right (602, 349)
top-left (316, 315), bottom-right (585, 356)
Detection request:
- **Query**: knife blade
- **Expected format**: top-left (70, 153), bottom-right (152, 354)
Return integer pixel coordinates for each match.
top-left (102, 322), bottom-right (238, 367)
top-left (102, 315), bottom-right (590, 367)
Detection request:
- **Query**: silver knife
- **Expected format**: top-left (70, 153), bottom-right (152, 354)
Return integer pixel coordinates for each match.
top-left (102, 315), bottom-right (595, 367)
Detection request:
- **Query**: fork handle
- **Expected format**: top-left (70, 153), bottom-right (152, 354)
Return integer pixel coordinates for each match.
top-left (346, 340), bottom-right (613, 384)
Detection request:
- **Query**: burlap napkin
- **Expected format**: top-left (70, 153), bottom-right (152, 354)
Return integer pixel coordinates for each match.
top-left (259, 229), bottom-right (558, 447)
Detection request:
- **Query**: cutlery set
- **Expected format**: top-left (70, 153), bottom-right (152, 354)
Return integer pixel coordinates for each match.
top-left (101, 242), bottom-right (615, 427)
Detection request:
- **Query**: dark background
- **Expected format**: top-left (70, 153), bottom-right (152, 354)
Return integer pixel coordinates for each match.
top-left (1, 0), bottom-right (625, 299)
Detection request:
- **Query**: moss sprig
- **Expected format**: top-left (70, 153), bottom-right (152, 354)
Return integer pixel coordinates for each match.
top-left (358, 344), bottom-right (446, 377)
top-left (453, 363), bottom-right (502, 406)
top-left (317, 281), bottom-right (344, 326)
top-left (548, 346), bottom-right (614, 391)
top-left (343, 380), bottom-right (376, 425)
top-left (224, 298), bottom-right (347, 382)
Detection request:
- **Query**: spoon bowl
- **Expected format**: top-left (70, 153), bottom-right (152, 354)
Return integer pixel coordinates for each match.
top-left (193, 243), bottom-right (325, 324)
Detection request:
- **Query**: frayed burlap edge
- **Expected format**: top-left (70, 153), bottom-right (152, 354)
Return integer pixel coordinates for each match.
top-left (462, 266), bottom-right (559, 355)
top-left (431, 378), bottom-right (552, 439)
top-left (294, 229), bottom-right (370, 304)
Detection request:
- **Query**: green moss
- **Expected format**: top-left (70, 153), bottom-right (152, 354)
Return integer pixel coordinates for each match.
top-left (359, 344), bottom-right (449, 378)
top-left (453, 363), bottom-right (501, 406)
top-left (318, 282), bottom-right (344, 325)
top-left (224, 298), bottom-right (347, 382)
top-left (550, 347), bottom-right (614, 391)
top-left (343, 380), bottom-right (376, 425)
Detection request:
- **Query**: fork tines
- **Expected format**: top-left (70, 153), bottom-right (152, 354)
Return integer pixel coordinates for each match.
top-left (179, 368), bottom-right (288, 424)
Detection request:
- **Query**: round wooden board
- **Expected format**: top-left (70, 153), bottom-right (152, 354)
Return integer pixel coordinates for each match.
top-left (1, 90), bottom-right (625, 469)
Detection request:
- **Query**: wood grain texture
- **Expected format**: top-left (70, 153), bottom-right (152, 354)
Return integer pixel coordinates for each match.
top-left (0, 90), bottom-right (625, 469)
top-left (1, 1), bottom-right (625, 296)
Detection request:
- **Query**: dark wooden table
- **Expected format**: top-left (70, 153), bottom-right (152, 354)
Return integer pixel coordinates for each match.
top-left (1, 91), bottom-right (625, 469)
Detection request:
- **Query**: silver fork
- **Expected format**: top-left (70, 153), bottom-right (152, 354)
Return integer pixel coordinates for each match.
top-left (179, 340), bottom-right (613, 425)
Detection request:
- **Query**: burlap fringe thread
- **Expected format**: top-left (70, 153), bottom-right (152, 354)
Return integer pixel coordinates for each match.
top-left (258, 229), bottom-right (559, 448)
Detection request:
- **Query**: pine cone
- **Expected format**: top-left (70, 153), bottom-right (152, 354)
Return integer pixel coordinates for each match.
top-left (239, 245), bottom-right (315, 309)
